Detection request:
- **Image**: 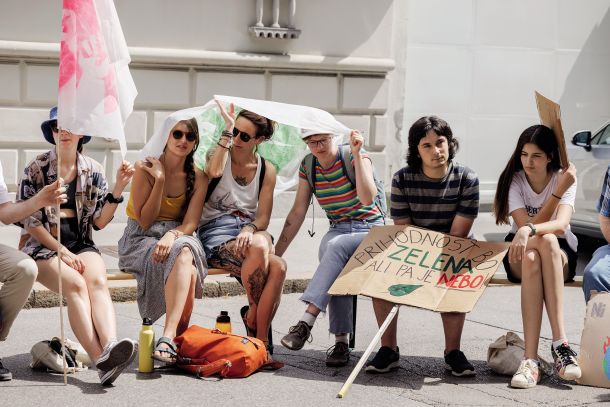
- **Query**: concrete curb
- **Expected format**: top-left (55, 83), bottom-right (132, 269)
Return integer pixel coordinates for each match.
top-left (24, 278), bottom-right (310, 309)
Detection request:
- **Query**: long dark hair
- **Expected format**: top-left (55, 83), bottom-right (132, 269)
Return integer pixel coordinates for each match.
top-left (493, 124), bottom-right (560, 225)
top-left (236, 110), bottom-right (276, 141)
top-left (180, 118), bottom-right (199, 214)
top-left (406, 116), bottom-right (459, 171)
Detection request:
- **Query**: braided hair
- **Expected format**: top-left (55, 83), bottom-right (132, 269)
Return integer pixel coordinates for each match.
top-left (180, 118), bottom-right (199, 215)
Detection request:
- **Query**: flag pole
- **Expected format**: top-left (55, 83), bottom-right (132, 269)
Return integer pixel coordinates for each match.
top-left (56, 132), bottom-right (68, 385)
top-left (336, 304), bottom-right (400, 399)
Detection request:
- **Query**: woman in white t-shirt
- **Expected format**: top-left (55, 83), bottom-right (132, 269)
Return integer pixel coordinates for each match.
top-left (494, 124), bottom-right (581, 389)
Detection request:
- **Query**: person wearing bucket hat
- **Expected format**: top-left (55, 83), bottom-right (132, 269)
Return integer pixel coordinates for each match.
top-left (16, 106), bottom-right (137, 385)
top-left (274, 127), bottom-right (385, 367)
top-left (41, 106), bottom-right (91, 146)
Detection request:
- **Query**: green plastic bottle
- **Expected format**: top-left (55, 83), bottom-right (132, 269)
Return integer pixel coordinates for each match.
top-left (215, 311), bottom-right (232, 333)
top-left (138, 318), bottom-right (154, 373)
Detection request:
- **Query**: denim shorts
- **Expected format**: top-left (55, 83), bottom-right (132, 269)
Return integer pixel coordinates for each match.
top-left (197, 214), bottom-right (249, 258)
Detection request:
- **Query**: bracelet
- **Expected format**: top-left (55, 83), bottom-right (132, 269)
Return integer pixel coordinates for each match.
top-left (243, 223), bottom-right (259, 233)
top-left (217, 141), bottom-right (230, 149)
top-left (167, 229), bottom-right (182, 239)
top-left (221, 130), bottom-right (232, 138)
top-left (551, 193), bottom-right (562, 200)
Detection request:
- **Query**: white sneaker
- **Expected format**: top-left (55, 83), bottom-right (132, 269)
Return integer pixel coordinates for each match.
top-left (510, 359), bottom-right (541, 389)
top-left (96, 338), bottom-right (136, 372)
top-left (551, 342), bottom-right (582, 381)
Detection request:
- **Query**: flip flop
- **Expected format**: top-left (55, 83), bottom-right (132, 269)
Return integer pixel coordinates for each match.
top-left (152, 336), bottom-right (177, 364)
top-left (240, 305), bottom-right (257, 337)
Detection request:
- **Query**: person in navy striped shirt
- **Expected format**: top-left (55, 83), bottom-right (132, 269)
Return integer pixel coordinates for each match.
top-left (365, 116), bottom-right (480, 377)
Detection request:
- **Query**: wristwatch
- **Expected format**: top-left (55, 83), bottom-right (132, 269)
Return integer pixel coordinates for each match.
top-left (525, 222), bottom-right (536, 237)
top-left (104, 193), bottom-right (124, 204)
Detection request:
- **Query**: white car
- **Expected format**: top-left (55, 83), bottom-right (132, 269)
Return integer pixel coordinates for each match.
top-left (569, 121), bottom-right (610, 239)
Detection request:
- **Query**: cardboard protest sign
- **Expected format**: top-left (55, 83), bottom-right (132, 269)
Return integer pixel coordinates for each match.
top-left (578, 291), bottom-right (610, 388)
top-left (328, 225), bottom-right (509, 313)
top-left (535, 91), bottom-right (569, 169)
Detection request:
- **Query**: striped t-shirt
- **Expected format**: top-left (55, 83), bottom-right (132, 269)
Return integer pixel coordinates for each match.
top-left (390, 162), bottom-right (479, 233)
top-left (299, 151), bottom-right (383, 223)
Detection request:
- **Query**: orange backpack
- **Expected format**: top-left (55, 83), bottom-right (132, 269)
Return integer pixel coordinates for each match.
top-left (174, 325), bottom-right (283, 378)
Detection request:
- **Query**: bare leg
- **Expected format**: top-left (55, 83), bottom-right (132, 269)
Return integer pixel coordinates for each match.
top-left (177, 268), bottom-right (197, 336)
top-left (161, 247), bottom-right (195, 341)
top-left (78, 252), bottom-right (117, 348)
top-left (238, 235), bottom-right (270, 331)
top-left (440, 312), bottom-right (465, 352)
top-left (36, 257), bottom-right (104, 361)
top-left (254, 254), bottom-right (287, 343)
top-left (509, 248), bottom-right (544, 360)
top-left (536, 234), bottom-right (568, 341)
top-left (372, 297), bottom-right (399, 350)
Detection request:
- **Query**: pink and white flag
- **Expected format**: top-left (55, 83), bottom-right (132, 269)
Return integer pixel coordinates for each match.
top-left (58, 0), bottom-right (137, 156)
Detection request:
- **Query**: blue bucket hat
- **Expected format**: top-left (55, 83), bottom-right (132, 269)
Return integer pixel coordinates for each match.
top-left (41, 106), bottom-right (91, 145)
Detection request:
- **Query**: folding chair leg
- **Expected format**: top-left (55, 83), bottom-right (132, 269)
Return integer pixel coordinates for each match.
top-left (349, 295), bottom-right (357, 348)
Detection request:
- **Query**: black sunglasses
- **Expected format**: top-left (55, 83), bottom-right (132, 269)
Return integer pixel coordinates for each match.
top-left (232, 127), bottom-right (258, 142)
top-left (172, 129), bottom-right (197, 142)
top-left (50, 121), bottom-right (58, 133)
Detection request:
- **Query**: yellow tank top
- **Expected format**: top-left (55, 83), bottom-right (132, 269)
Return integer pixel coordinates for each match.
top-left (125, 192), bottom-right (186, 221)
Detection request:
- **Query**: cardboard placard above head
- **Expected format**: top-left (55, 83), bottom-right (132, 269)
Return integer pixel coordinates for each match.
top-left (535, 91), bottom-right (569, 170)
top-left (139, 96), bottom-right (351, 193)
top-left (328, 225), bottom-right (509, 313)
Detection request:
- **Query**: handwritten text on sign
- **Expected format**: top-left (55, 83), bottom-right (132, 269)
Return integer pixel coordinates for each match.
top-left (328, 225), bottom-right (509, 313)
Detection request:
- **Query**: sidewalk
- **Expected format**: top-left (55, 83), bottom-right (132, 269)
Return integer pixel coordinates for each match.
top-left (2, 290), bottom-right (607, 406)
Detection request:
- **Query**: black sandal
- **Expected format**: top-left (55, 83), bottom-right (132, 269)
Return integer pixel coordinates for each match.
top-left (152, 336), bottom-right (177, 364)
top-left (240, 305), bottom-right (257, 337)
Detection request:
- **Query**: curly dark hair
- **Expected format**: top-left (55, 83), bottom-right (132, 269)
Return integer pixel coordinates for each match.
top-left (236, 109), bottom-right (276, 141)
top-left (406, 116), bottom-right (459, 171)
top-left (493, 124), bottom-right (559, 225)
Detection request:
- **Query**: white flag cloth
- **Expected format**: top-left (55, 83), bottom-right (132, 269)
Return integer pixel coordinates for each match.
top-left (57, 0), bottom-right (137, 157)
top-left (140, 95), bottom-right (351, 193)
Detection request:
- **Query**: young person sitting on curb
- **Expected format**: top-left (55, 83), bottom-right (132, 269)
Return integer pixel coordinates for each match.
top-left (118, 117), bottom-right (208, 366)
top-left (494, 124), bottom-right (581, 388)
top-left (275, 128), bottom-right (385, 367)
top-left (0, 162), bottom-right (65, 381)
top-left (18, 107), bottom-right (137, 385)
top-left (366, 116), bottom-right (479, 376)
top-left (197, 101), bottom-right (286, 354)
top-left (582, 164), bottom-right (610, 302)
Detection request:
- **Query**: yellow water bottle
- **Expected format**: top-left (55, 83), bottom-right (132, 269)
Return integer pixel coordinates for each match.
top-left (139, 318), bottom-right (154, 373)
top-left (215, 311), bottom-right (232, 333)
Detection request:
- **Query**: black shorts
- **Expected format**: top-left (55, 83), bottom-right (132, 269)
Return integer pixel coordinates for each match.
top-left (60, 218), bottom-right (100, 256)
top-left (502, 233), bottom-right (577, 283)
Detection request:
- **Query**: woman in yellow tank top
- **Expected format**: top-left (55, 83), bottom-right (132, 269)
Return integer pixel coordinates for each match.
top-left (118, 117), bottom-right (208, 365)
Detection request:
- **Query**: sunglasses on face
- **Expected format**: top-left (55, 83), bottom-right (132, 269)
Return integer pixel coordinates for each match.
top-left (305, 138), bottom-right (331, 148)
top-left (172, 129), bottom-right (197, 142)
top-left (50, 122), bottom-right (58, 133)
top-left (232, 127), bottom-right (257, 142)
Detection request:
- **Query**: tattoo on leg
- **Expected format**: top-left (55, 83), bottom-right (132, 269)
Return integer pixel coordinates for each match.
top-left (247, 266), bottom-right (268, 305)
top-left (234, 175), bottom-right (248, 186)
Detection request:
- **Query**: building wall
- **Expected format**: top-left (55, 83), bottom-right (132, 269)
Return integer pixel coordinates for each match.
top-left (404, 0), bottom-right (610, 203)
top-left (0, 0), bottom-right (407, 207)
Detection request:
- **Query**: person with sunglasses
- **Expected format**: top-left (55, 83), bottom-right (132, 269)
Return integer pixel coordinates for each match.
top-left (118, 117), bottom-right (208, 366)
top-left (275, 128), bottom-right (385, 367)
top-left (197, 100), bottom-right (286, 354)
top-left (17, 107), bottom-right (137, 385)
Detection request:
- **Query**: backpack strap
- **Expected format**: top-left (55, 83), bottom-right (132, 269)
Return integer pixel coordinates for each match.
top-left (205, 155), bottom-right (267, 203)
top-left (338, 144), bottom-right (357, 187)
top-left (301, 153), bottom-right (317, 195)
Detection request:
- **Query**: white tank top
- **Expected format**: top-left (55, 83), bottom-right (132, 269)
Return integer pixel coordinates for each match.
top-left (201, 154), bottom-right (261, 223)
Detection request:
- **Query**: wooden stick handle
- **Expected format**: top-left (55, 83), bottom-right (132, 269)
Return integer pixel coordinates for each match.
top-left (56, 139), bottom-right (68, 385)
top-left (337, 304), bottom-right (400, 399)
